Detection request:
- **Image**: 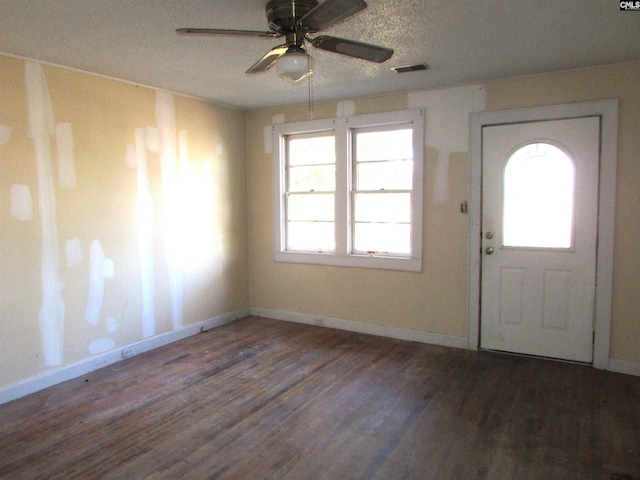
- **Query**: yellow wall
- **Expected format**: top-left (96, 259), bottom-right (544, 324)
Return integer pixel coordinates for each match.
top-left (0, 54), bottom-right (249, 388)
top-left (247, 61), bottom-right (640, 364)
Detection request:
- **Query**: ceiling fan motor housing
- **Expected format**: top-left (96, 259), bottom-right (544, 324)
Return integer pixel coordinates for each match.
top-left (266, 0), bottom-right (319, 32)
top-left (177, 0), bottom-right (393, 76)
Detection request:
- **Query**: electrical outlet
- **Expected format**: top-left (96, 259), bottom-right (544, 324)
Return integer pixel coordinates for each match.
top-left (313, 318), bottom-right (325, 327)
top-left (121, 346), bottom-right (135, 359)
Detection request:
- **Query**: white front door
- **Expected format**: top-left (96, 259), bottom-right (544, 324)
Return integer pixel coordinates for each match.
top-left (480, 117), bottom-right (600, 363)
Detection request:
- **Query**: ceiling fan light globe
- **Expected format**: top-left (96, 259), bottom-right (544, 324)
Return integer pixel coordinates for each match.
top-left (276, 52), bottom-right (313, 83)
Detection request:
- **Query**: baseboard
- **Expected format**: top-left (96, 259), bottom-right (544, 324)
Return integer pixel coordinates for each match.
top-left (249, 307), bottom-right (468, 349)
top-left (5, 309), bottom-right (633, 406)
top-left (608, 357), bottom-right (640, 377)
top-left (0, 308), bottom-right (249, 405)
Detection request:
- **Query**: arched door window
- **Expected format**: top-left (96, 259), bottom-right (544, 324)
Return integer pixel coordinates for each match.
top-left (503, 143), bottom-right (575, 248)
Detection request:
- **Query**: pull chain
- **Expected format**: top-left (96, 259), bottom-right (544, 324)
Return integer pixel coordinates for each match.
top-left (307, 72), bottom-right (314, 119)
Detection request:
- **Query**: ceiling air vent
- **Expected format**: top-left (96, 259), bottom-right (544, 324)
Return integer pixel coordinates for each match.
top-left (391, 63), bottom-right (430, 73)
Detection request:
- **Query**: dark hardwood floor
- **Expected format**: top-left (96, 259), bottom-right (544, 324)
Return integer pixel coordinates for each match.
top-left (0, 316), bottom-right (638, 479)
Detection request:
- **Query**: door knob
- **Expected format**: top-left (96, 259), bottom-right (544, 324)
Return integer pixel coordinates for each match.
top-left (485, 247), bottom-right (494, 255)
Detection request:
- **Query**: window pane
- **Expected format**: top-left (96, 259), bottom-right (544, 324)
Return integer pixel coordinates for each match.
top-left (354, 193), bottom-right (410, 223)
top-left (289, 134), bottom-right (335, 166)
top-left (503, 143), bottom-right (575, 248)
top-left (357, 161), bottom-right (413, 190)
top-left (287, 221), bottom-right (335, 251)
top-left (289, 165), bottom-right (335, 192)
top-left (356, 129), bottom-right (413, 162)
top-left (288, 193), bottom-right (334, 221)
top-left (354, 223), bottom-right (411, 255)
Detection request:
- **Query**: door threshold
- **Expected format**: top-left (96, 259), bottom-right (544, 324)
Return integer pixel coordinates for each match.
top-left (480, 348), bottom-right (592, 366)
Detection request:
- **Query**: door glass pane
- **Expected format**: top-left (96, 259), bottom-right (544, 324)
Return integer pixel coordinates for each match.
top-left (503, 143), bottom-right (575, 248)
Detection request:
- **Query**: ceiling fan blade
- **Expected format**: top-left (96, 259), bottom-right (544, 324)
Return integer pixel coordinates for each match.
top-left (298, 0), bottom-right (367, 32)
top-left (246, 44), bottom-right (289, 74)
top-left (311, 35), bottom-right (393, 63)
top-left (176, 28), bottom-right (280, 38)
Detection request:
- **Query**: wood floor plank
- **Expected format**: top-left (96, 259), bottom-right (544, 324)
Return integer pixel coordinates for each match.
top-left (0, 316), bottom-right (639, 479)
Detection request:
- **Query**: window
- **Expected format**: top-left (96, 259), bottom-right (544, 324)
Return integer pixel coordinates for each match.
top-left (273, 109), bottom-right (424, 271)
top-left (503, 142), bottom-right (575, 249)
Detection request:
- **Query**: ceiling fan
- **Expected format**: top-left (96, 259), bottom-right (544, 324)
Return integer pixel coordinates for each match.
top-left (176, 0), bottom-right (394, 82)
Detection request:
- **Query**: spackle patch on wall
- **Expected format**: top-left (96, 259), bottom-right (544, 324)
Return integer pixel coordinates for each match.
top-left (25, 61), bottom-right (65, 367)
top-left (146, 127), bottom-right (160, 153)
top-left (106, 316), bottom-right (118, 333)
top-left (55, 123), bottom-right (76, 189)
top-left (135, 127), bottom-right (155, 338)
top-left (156, 91), bottom-right (183, 332)
top-left (88, 337), bottom-right (115, 355)
top-left (336, 101), bottom-right (355, 117)
top-left (408, 85), bottom-right (486, 204)
top-left (0, 124), bottom-right (12, 145)
top-left (175, 130), bottom-right (215, 269)
top-left (264, 126), bottom-right (273, 155)
top-left (102, 258), bottom-right (114, 279)
top-left (86, 239), bottom-right (113, 325)
top-left (65, 238), bottom-right (83, 268)
top-left (131, 92), bottom-right (190, 337)
top-left (9, 184), bottom-right (32, 221)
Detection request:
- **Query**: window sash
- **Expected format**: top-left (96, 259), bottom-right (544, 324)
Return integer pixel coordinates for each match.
top-left (351, 122), bottom-right (415, 256)
top-left (351, 190), bottom-right (412, 256)
top-left (285, 191), bottom-right (336, 252)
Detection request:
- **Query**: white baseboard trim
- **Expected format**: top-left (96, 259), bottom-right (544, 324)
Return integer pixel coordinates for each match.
top-left (608, 357), bottom-right (640, 377)
top-left (7, 306), bottom-right (630, 406)
top-left (0, 308), bottom-right (249, 405)
top-left (249, 307), bottom-right (468, 350)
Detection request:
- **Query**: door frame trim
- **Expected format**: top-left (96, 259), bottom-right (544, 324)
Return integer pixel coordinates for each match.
top-left (468, 99), bottom-right (618, 369)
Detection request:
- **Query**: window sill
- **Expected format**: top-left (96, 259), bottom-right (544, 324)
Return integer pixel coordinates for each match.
top-left (274, 251), bottom-right (422, 272)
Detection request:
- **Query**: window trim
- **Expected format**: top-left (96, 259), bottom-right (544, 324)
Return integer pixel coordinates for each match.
top-left (272, 109), bottom-right (424, 272)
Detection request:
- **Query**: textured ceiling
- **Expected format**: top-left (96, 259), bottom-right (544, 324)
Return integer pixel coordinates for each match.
top-left (0, 0), bottom-right (638, 110)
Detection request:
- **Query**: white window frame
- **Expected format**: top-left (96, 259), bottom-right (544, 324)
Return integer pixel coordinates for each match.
top-left (273, 109), bottom-right (424, 272)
